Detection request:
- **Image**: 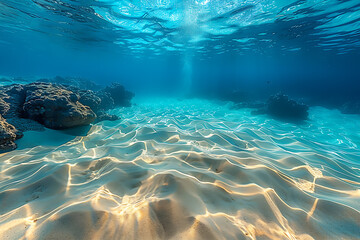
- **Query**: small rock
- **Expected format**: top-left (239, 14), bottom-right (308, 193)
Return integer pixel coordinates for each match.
top-left (102, 83), bottom-right (134, 107)
top-left (266, 94), bottom-right (309, 121)
top-left (0, 84), bottom-right (26, 118)
top-left (94, 113), bottom-right (120, 123)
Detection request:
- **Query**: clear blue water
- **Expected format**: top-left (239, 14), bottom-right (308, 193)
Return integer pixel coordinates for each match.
top-left (1, 0), bottom-right (360, 97)
top-left (0, 1), bottom-right (360, 239)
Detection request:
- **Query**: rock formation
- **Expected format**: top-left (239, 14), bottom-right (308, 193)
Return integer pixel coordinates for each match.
top-left (266, 94), bottom-right (309, 121)
top-left (23, 83), bottom-right (96, 129)
top-left (0, 79), bottom-right (134, 152)
top-left (102, 83), bottom-right (134, 107)
top-left (0, 114), bottom-right (22, 153)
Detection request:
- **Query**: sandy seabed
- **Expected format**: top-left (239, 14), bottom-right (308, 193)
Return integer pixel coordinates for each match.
top-left (0, 98), bottom-right (359, 240)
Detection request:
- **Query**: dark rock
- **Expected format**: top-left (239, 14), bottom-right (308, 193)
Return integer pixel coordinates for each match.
top-left (0, 80), bottom-right (131, 136)
top-left (102, 83), bottom-right (134, 107)
top-left (0, 84), bottom-right (45, 132)
top-left (266, 94), bottom-right (309, 121)
top-left (77, 90), bottom-right (102, 112)
top-left (95, 91), bottom-right (116, 110)
top-left (340, 101), bottom-right (360, 115)
top-left (0, 84), bottom-right (26, 118)
top-left (23, 83), bottom-right (96, 129)
top-left (75, 89), bottom-right (115, 113)
top-left (0, 80), bottom-right (133, 152)
top-left (66, 86), bottom-right (127, 113)
top-left (0, 97), bottom-right (8, 115)
top-left (0, 114), bottom-right (22, 153)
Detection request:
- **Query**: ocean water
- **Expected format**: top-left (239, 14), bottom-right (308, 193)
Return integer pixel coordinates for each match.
top-left (1, 0), bottom-right (360, 239)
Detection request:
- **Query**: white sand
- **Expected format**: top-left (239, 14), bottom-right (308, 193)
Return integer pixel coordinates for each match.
top-left (0, 98), bottom-right (359, 239)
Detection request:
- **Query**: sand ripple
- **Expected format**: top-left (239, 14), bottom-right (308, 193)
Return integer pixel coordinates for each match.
top-left (0, 98), bottom-right (360, 240)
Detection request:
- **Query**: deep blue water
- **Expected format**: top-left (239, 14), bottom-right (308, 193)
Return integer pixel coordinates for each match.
top-left (1, 0), bottom-right (359, 100)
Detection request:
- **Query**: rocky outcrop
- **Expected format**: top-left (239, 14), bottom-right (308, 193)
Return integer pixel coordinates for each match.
top-left (95, 91), bottom-right (116, 110)
top-left (70, 83), bottom-right (133, 121)
top-left (0, 84), bottom-right (45, 133)
top-left (0, 114), bottom-right (22, 153)
top-left (77, 90), bottom-right (102, 112)
top-left (265, 94), bottom-right (309, 121)
top-left (102, 83), bottom-right (134, 107)
top-left (93, 113), bottom-right (120, 123)
top-left (74, 89), bottom-right (118, 121)
top-left (0, 80), bottom-right (133, 152)
top-left (23, 83), bottom-right (96, 129)
top-left (0, 84), bottom-right (26, 118)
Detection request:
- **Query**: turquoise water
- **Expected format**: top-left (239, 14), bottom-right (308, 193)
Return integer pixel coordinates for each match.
top-left (1, 0), bottom-right (360, 239)
top-left (1, 0), bottom-right (360, 96)
top-left (1, 99), bottom-right (360, 239)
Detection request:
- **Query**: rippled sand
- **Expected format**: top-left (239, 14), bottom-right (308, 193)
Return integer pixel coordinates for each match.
top-left (0, 98), bottom-right (359, 240)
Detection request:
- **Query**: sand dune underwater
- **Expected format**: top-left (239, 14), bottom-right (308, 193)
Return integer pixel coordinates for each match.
top-left (0, 98), bottom-right (359, 240)
top-left (1, 0), bottom-right (360, 238)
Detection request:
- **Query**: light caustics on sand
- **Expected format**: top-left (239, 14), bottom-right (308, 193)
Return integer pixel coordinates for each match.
top-left (0, 99), bottom-right (359, 239)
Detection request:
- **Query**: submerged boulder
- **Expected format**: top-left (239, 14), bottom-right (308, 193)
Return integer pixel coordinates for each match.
top-left (95, 91), bottom-right (116, 110)
top-left (0, 84), bottom-right (26, 118)
top-left (93, 113), bottom-right (120, 123)
top-left (23, 83), bottom-right (96, 129)
top-left (76, 89), bottom-right (120, 122)
top-left (77, 89), bottom-right (103, 112)
top-left (0, 79), bottom-right (133, 152)
top-left (0, 97), bottom-right (8, 115)
top-left (0, 81), bottom-right (131, 131)
top-left (0, 114), bottom-right (22, 153)
top-left (0, 84), bottom-right (45, 132)
top-left (266, 94), bottom-right (309, 121)
top-left (102, 83), bottom-right (134, 107)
